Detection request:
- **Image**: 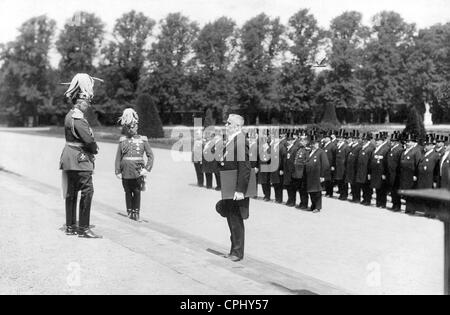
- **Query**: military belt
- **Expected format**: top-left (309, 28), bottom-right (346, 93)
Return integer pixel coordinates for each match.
top-left (66, 142), bottom-right (84, 147)
top-left (123, 157), bottom-right (144, 161)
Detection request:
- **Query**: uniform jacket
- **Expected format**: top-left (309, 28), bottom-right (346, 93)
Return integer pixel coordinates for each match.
top-left (219, 132), bottom-right (252, 220)
top-left (323, 141), bottom-right (337, 179)
top-left (435, 147), bottom-right (445, 159)
top-left (305, 148), bottom-right (329, 193)
top-left (399, 145), bottom-right (422, 190)
top-left (439, 151), bottom-right (450, 188)
top-left (417, 150), bottom-right (440, 189)
top-left (370, 142), bottom-right (390, 189)
top-left (258, 140), bottom-right (272, 185)
top-left (202, 137), bottom-right (221, 173)
top-left (281, 142), bottom-right (300, 185)
top-left (387, 143), bottom-right (404, 188)
top-left (335, 142), bottom-right (349, 181)
top-left (345, 142), bottom-right (362, 184)
top-left (60, 108), bottom-right (98, 171)
top-left (293, 145), bottom-right (310, 179)
top-left (270, 140), bottom-right (284, 185)
top-left (115, 135), bottom-right (154, 179)
top-left (355, 142), bottom-right (375, 184)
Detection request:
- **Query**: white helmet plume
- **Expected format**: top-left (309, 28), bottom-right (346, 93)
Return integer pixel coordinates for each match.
top-left (118, 108), bottom-right (139, 126)
top-left (64, 73), bottom-right (104, 100)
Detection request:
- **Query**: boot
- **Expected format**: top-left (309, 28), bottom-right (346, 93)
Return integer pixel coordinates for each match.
top-left (127, 209), bottom-right (132, 218)
top-left (65, 225), bottom-right (78, 236)
top-left (78, 228), bottom-right (102, 239)
top-left (133, 209), bottom-right (142, 222)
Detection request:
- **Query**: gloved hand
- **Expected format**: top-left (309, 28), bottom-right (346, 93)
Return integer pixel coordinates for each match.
top-left (116, 174), bottom-right (122, 180)
top-left (140, 169), bottom-right (149, 177)
top-left (233, 192), bottom-right (245, 201)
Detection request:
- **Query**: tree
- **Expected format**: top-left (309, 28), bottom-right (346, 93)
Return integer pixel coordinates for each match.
top-left (362, 11), bottom-right (415, 123)
top-left (99, 10), bottom-right (155, 116)
top-left (56, 12), bottom-right (105, 126)
top-left (232, 13), bottom-right (287, 124)
top-left (403, 105), bottom-right (426, 143)
top-left (280, 9), bottom-right (324, 123)
top-left (136, 93), bottom-right (164, 138)
top-left (140, 13), bottom-right (199, 124)
top-left (191, 17), bottom-right (237, 120)
top-left (0, 15), bottom-right (56, 126)
top-left (316, 11), bottom-right (368, 124)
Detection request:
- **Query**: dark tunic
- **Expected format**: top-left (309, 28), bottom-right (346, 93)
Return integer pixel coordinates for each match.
top-left (386, 143), bottom-right (404, 188)
top-left (293, 145), bottom-right (309, 179)
top-left (417, 150), bottom-right (440, 189)
top-left (345, 143), bottom-right (362, 184)
top-left (439, 152), bottom-right (450, 188)
top-left (305, 148), bottom-right (329, 193)
top-left (370, 142), bottom-right (390, 189)
top-left (355, 143), bottom-right (375, 184)
top-left (399, 145), bottom-right (422, 190)
top-left (281, 143), bottom-right (300, 186)
top-left (335, 142), bottom-right (349, 181)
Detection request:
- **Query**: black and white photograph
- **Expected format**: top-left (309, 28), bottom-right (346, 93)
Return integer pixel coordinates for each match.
top-left (1, 0), bottom-right (450, 298)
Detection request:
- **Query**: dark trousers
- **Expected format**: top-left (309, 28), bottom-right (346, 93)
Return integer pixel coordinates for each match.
top-left (194, 163), bottom-right (204, 187)
top-left (361, 183), bottom-right (373, 204)
top-left (324, 180), bottom-right (334, 197)
top-left (226, 202), bottom-right (245, 259)
top-left (205, 173), bottom-right (213, 188)
top-left (390, 184), bottom-right (401, 210)
top-left (375, 185), bottom-right (387, 207)
top-left (286, 183), bottom-right (296, 205)
top-left (337, 180), bottom-right (348, 199)
top-left (65, 171), bottom-right (94, 230)
top-left (351, 183), bottom-right (361, 202)
top-left (309, 191), bottom-right (322, 210)
top-left (122, 178), bottom-right (141, 211)
top-left (273, 184), bottom-right (284, 203)
top-left (214, 172), bottom-right (221, 189)
top-left (261, 184), bottom-right (271, 199)
top-left (291, 178), bottom-right (308, 207)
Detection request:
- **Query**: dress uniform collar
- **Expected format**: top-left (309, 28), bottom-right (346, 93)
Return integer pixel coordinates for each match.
top-left (404, 143), bottom-right (417, 155)
top-left (323, 141), bottom-right (331, 148)
top-left (374, 141), bottom-right (388, 153)
top-left (391, 143), bottom-right (400, 151)
top-left (424, 149), bottom-right (434, 158)
top-left (362, 142), bottom-right (371, 150)
top-left (309, 148), bottom-right (318, 157)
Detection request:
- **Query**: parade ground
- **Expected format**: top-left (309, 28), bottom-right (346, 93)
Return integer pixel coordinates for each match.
top-left (0, 129), bottom-right (445, 295)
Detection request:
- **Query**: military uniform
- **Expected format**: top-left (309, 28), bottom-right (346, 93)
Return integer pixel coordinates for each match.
top-left (335, 140), bottom-right (349, 200)
top-left (370, 141), bottom-right (389, 208)
top-left (60, 107), bottom-right (99, 234)
top-left (399, 143), bottom-right (422, 214)
top-left (345, 141), bottom-right (362, 202)
top-left (115, 133), bottom-right (154, 219)
top-left (439, 151), bottom-right (450, 188)
top-left (192, 138), bottom-right (205, 187)
top-left (293, 144), bottom-right (310, 208)
top-left (281, 141), bottom-right (300, 206)
top-left (305, 147), bottom-right (329, 212)
top-left (202, 137), bottom-right (221, 189)
top-left (355, 141), bottom-right (375, 205)
top-left (323, 141), bottom-right (337, 197)
top-left (387, 142), bottom-right (404, 211)
top-left (258, 138), bottom-right (273, 201)
top-left (270, 139), bottom-right (285, 203)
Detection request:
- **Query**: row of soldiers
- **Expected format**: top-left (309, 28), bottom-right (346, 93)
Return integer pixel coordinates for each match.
top-left (193, 127), bottom-right (450, 214)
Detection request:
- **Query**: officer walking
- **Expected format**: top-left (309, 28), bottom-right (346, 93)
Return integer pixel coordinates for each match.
top-left (60, 73), bottom-right (102, 238)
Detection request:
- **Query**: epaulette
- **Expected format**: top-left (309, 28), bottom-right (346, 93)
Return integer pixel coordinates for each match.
top-left (72, 111), bottom-right (84, 119)
top-left (119, 136), bottom-right (128, 142)
top-left (140, 136), bottom-right (149, 141)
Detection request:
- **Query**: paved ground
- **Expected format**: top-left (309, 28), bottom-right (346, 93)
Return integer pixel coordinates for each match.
top-left (0, 130), bottom-right (446, 295)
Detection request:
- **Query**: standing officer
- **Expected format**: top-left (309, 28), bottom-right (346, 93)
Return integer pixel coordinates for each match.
top-left (435, 135), bottom-right (446, 158)
top-left (258, 130), bottom-right (272, 201)
top-left (115, 109), bottom-right (154, 222)
top-left (218, 114), bottom-right (252, 262)
top-left (60, 73), bottom-right (102, 238)
top-left (345, 131), bottom-right (362, 203)
top-left (202, 130), bottom-right (220, 190)
top-left (322, 134), bottom-right (337, 197)
top-left (399, 134), bottom-right (422, 214)
top-left (305, 135), bottom-right (330, 213)
top-left (293, 134), bottom-right (310, 209)
top-left (355, 133), bottom-right (375, 206)
top-left (439, 137), bottom-right (450, 188)
top-left (387, 132), bottom-right (404, 211)
top-left (271, 131), bottom-right (285, 204)
top-left (192, 127), bottom-right (205, 187)
top-left (282, 132), bottom-right (300, 207)
top-left (370, 133), bottom-right (390, 208)
top-left (335, 131), bottom-right (349, 200)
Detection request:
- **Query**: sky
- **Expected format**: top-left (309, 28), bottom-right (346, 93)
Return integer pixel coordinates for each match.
top-left (0, 0), bottom-right (449, 44)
